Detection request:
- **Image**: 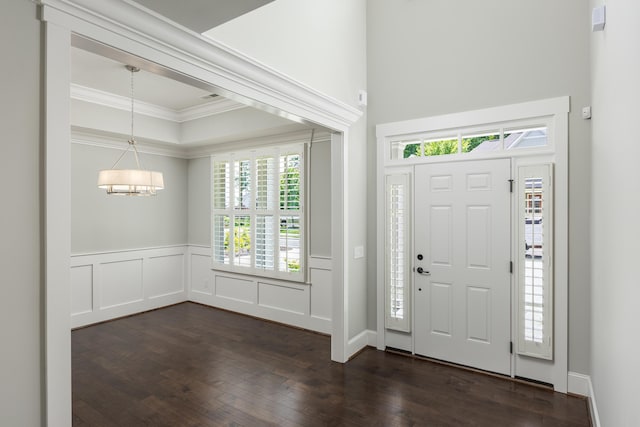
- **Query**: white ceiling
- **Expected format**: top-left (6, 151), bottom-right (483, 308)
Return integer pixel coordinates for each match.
top-left (71, 47), bottom-right (216, 111)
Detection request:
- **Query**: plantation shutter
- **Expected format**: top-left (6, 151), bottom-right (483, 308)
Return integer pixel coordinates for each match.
top-left (385, 173), bottom-right (411, 332)
top-left (517, 164), bottom-right (553, 359)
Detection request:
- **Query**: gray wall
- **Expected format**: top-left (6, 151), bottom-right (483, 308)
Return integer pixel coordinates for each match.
top-left (590, 0), bottom-right (640, 425)
top-left (309, 140), bottom-right (332, 257)
top-left (366, 0), bottom-right (592, 374)
top-left (187, 156), bottom-right (211, 246)
top-left (0, 1), bottom-right (42, 425)
top-left (71, 143), bottom-right (188, 253)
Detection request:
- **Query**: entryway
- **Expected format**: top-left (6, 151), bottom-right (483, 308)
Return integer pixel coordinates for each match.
top-left (413, 159), bottom-right (511, 375)
top-left (377, 97), bottom-right (570, 392)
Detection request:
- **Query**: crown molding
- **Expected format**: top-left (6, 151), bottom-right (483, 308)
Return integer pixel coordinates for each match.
top-left (70, 128), bottom-right (331, 160)
top-left (40, 0), bottom-right (363, 131)
top-left (70, 84), bottom-right (246, 122)
top-left (71, 128), bottom-right (189, 158)
top-left (177, 98), bottom-right (246, 122)
top-left (70, 84), bottom-right (176, 121)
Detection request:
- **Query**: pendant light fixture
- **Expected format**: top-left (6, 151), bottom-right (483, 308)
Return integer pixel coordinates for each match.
top-left (97, 65), bottom-right (164, 196)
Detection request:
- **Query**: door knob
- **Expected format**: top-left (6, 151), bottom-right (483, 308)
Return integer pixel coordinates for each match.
top-left (416, 267), bottom-right (431, 276)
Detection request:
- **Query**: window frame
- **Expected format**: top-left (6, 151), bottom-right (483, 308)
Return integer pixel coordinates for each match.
top-left (517, 163), bottom-right (554, 359)
top-left (385, 116), bottom-right (556, 166)
top-left (211, 143), bottom-right (306, 282)
top-left (384, 173), bottom-right (411, 332)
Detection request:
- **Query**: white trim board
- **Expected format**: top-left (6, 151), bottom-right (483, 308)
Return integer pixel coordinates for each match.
top-left (567, 371), bottom-right (590, 397)
top-left (187, 246), bottom-right (333, 334)
top-left (567, 372), bottom-right (600, 427)
top-left (71, 245), bottom-right (189, 328)
top-left (71, 128), bottom-right (332, 160)
top-left (43, 0), bottom-right (362, 130)
top-left (376, 96), bottom-right (570, 139)
top-left (71, 83), bottom-right (246, 122)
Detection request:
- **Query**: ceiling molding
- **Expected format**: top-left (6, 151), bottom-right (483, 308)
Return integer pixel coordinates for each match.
top-left (41, 0), bottom-right (363, 131)
top-left (70, 84), bottom-right (176, 121)
top-left (71, 128), bottom-right (189, 158)
top-left (70, 83), bottom-right (247, 122)
top-left (71, 127), bottom-right (331, 160)
top-left (177, 98), bottom-right (246, 122)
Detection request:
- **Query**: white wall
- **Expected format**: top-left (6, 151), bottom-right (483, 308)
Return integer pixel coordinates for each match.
top-left (366, 0), bottom-right (592, 374)
top-left (590, 1), bottom-right (640, 425)
top-left (71, 142), bottom-right (188, 253)
top-left (0, 1), bottom-right (42, 425)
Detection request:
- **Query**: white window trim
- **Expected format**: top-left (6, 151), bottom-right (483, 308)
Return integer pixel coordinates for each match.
top-left (517, 164), bottom-right (554, 360)
top-left (384, 173), bottom-right (411, 332)
top-left (211, 143), bottom-right (306, 283)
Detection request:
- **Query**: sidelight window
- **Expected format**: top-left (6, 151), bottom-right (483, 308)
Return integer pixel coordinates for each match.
top-left (517, 164), bottom-right (553, 359)
top-left (385, 174), bottom-right (411, 332)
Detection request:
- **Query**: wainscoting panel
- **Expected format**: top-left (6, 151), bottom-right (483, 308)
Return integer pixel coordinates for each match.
top-left (309, 256), bottom-right (332, 322)
top-left (70, 264), bottom-right (93, 316)
top-left (190, 253), bottom-right (213, 295)
top-left (188, 246), bottom-right (332, 334)
top-left (70, 246), bottom-right (188, 328)
top-left (100, 259), bottom-right (144, 310)
top-left (258, 281), bottom-right (308, 315)
top-left (71, 246), bottom-right (330, 333)
top-left (215, 275), bottom-right (257, 304)
top-left (147, 254), bottom-right (185, 299)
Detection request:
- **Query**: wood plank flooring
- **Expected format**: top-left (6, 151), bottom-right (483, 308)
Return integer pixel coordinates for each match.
top-left (72, 302), bottom-right (590, 426)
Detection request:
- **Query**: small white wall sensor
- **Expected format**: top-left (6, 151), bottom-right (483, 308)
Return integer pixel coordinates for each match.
top-left (358, 90), bottom-right (368, 107)
top-left (582, 106), bottom-right (592, 120)
top-left (592, 5), bottom-right (606, 32)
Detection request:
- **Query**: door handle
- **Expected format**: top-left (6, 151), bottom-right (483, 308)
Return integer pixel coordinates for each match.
top-left (415, 267), bottom-right (431, 276)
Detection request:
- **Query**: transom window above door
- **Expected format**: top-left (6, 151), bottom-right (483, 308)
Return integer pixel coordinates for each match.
top-left (389, 125), bottom-right (549, 161)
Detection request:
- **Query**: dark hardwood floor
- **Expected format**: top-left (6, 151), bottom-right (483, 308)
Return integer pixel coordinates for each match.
top-left (72, 302), bottom-right (590, 426)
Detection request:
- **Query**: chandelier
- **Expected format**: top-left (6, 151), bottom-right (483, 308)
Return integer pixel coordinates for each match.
top-left (97, 65), bottom-right (164, 196)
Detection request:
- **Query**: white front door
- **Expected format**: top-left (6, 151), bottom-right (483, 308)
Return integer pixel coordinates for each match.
top-left (413, 159), bottom-right (511, 375)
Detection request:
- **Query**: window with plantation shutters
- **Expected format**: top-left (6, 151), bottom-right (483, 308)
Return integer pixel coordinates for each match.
top-left (517, 164), bottom-right (553, 360)
top-left (211, 144), bottom-right (304, 281)
top-left (385, 173), bottom-right (411, 332)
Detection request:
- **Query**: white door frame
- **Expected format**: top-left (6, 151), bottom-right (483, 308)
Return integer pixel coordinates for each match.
top-left (41, 1), bottom-right (362, 425)
top-left (375, 97), bottom-right (569, 392)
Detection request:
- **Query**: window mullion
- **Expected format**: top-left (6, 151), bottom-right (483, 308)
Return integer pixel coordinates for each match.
top-left (273, 147), bottom-right (281, 272)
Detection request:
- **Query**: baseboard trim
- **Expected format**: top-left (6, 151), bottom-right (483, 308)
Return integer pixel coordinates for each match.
top-left (588, 376), bottom-right (601, 427)
top-left (567, 372), bottom-right (600, 427)
top-left (366, 330), bottom-right (378, 347)
top-left (346, 329), bottom-right (377, 359)
top-left (568, 371), bottom-right (590, 396)
top-left (347, 330), bottom-right (369, 359)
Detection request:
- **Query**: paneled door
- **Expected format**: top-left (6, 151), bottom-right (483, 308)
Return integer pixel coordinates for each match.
top-left (413, 159), bottom-right (511, 375)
